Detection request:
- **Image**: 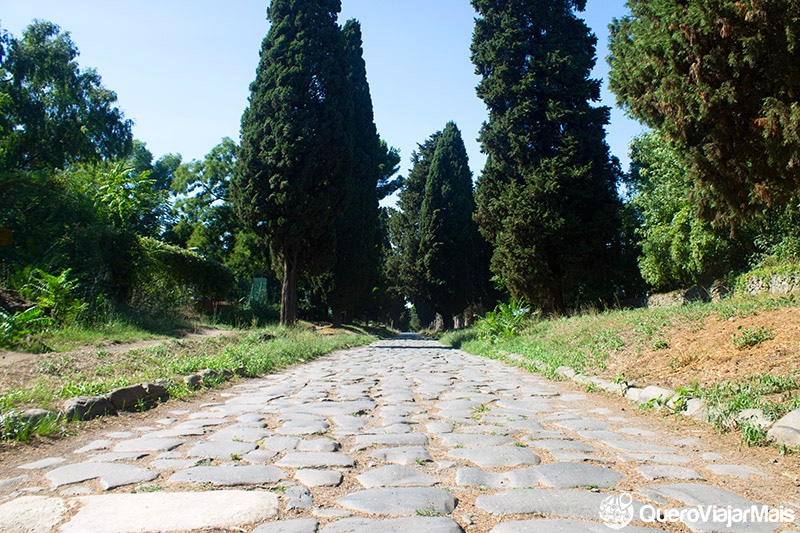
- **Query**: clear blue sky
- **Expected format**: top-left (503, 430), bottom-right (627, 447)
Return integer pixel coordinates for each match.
top-left (2, 0), bottom-right (643, 192)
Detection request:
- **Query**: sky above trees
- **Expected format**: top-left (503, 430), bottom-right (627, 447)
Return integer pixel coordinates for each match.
top-left (2, 0), bottom-right (642, 196)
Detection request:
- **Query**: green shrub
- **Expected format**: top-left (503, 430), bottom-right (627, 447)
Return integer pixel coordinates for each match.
top-left (474, 299), bottom-right (533, 342)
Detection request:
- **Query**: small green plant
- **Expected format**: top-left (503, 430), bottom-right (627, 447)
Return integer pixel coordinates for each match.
top-left (651, 338), bottom-right (670, 350)
top-left (732, 325), bottom-right (775, 350)
top-left (739, 421), bottom-right (768, 447)
top-left (415, 508), bottom-right (439, 517)
top-left (134, 484), bottom-right (165, 493)
top-left (474, 298), bottom-right (534, 341)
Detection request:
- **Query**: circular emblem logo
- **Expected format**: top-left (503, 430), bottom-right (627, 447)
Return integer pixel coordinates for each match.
top-left (599, 493), bottom-right (635, 529)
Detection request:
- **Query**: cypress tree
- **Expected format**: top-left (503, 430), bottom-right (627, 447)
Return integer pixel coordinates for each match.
top-left (324, 20), bottom-right (382, 327)
top-left (471, 0), bottom-right (623, 313)
top-left (387, 133), bottom-right (439, 328)
top-left (233, 0), bottom-right (351, 325)
top-left (418, 122), bottom-right (480, 330)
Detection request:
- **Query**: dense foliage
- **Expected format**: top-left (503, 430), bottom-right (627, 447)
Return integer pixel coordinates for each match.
top-left (609, 0), bottom-right (800, 225)
top-left (471, 0), bottom-right (627, 313)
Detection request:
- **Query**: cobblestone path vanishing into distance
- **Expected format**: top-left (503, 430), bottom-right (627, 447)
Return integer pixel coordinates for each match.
top-left (1, 334), bottom-right (798, 532)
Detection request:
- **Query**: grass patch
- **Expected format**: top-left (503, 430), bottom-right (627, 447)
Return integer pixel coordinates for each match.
top-left (0, 322), bottom-right (378, 441)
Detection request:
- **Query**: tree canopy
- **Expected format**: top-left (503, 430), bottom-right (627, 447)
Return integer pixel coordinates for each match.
top-left (0, 21), bottom-right (133, 171)
top-left (609, 0), bottom-right (800, 224)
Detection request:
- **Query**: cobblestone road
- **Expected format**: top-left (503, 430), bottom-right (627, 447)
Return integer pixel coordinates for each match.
top-left (1, 334), bottom-right (798, 532)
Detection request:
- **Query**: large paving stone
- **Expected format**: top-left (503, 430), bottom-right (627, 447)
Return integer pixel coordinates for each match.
top-left (601, 439), bottom-right (676, 453)
top-left (113, 436), bottom-right (185, 452)
top-left (252, 518), bottom-right (319, 533)
top-left (168, 465), bottom-right (284, 485)
top-left (476, 488), bottom-right (645, 519)
top-left (17, 456), bottom-right (66, 469)
top-left (369, 446), bottom-right (433, 465)
top-left (46, 461), bottom-right (158, 489)
top-left (295, 469), bottom-right (343, 487)
top-left (276, 452), bottom-right (356, 468)
top-left (438, 433), bottom-right (514, 448)
top-left (0, 496), bottom-right (68, 533)
top-left (525, 439), bottom-right (597, 453)
top-left (207, 425), bottom-right (270, 443)
top-left (535, 462), bottom-right (625, 489)
top-left (60, 491), bottom-right (279, 533)
top-left (489, 519), bottom-right (662, 532)
top-left (186, 440), bottom-right (256, 459)
top-left (352, 433), bottom-right (429, 449)
top-left (705, 464), bottom-right (769, 479)
top-left (357, 465), bottom-right (437, 488)
top-left (337, 487), bottom-right (457, 516)
top-left (449, 446), bottom-right (541, 467)
top-left (321, 516), bottom-right (463, 532)
top-left (636, 465), bottom-right (705, 480)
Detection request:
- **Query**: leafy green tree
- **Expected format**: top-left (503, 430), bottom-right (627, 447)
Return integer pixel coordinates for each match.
top-left (609, 0), bottom-right (800, 225)
top-left (471, 0), bottom-right (624, 313)
top-left (324, 20), bottom-right (382, 327)
top-left (233, 0), bottom-right (351, 325)
top-left (170, 137), bottom-right (237, 262)
top-left (418, 122), bottom-right (481, 330)
top-left (0, 21), bottom-right (132, 171)
top-left (627, 132), bottom-right (747, 290)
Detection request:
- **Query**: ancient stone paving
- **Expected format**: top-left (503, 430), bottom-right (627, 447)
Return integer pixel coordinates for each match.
top-left (1, 334), bottom-right (799, 532)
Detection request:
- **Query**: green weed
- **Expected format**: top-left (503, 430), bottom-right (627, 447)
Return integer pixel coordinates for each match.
top-left (732, 325), bottom-right (775, 350)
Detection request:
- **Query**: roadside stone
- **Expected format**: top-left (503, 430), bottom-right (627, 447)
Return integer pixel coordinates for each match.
top-left (19, 408), bottom-right (57, 425)
top-left (46, 461), bottom-right (158, 489)
top-left (276, 452), bottom-right (356, 468)
top-left (244, 449), bottom-right (280, 464)
top-left (284, 485), bottom-right (314, 510)
top-left (183, 374), bottom-right (202, 388)
top-left (321, 517), bottom-right (463, 532)
top-left (0, 495), bottom-right (68, 533)
top-left (767, 408), bottom-right (800, 447)
top-left (106, 382), bottom-right (168, 411)
top-left (253, 518), bottom-right (319, 533)
top-left (295, 469), bottom-right (343, 487)
top-left (369, 446), bottom-right (432, 465)
top-left (357, 465), bottom-right (437, 488)
top-left (60, 491), bottom-right (279, 533)
top-left (737, 408), bottom-right (773, 430)
top-left (337, 487), bottom-right (457, 516)
top-left (450, 446), bottom-right (541, 467)
top-left (63, 395), bottom-right (117, 420)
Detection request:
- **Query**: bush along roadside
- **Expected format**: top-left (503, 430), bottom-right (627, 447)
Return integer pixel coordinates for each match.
top-left (0, 325), bottom-right (377, 441)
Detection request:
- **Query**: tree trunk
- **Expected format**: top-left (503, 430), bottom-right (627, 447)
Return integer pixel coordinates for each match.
top-left (441, 313), bottom-right (455, 331)
top-left (331, 304), bottom-right (343, 328)
top-left (280, 252), bottom-right (298, 326)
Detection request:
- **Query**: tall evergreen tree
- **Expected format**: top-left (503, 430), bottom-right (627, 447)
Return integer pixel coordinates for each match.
top-left (609, 0), bottom-right (800, 226)
top-left (386, 133), bottom-right (440, 327)
top-left (418, 122), bottom-right (480, 330)
top-left (324, 20), bottom-right (382, 327)
top-left (471, 0), bottom-right (623, 313)
top-left (233, 0), bottom-right (351, 325)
